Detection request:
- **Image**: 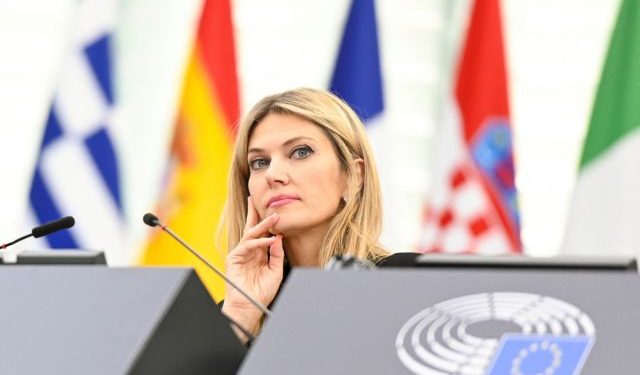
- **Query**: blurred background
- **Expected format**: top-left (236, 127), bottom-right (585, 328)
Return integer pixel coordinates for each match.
top-left (0, 0), bottom-right (632, 287)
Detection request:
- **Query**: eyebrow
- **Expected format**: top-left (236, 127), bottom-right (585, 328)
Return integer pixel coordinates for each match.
top-left (247, 136), bottom-right (316, 155)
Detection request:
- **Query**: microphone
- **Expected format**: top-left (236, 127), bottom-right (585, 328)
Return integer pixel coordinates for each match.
top-left (142, 213), bottom-right (159, 227)
top-left (32, 216), bottom-right (75, 238)
top-left (142, 213), bottom-right (272, 317)
top-left (1, 216), bottom-right (76, 250)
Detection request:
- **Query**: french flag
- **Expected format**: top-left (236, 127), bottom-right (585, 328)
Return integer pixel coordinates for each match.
top-left (330, 0), bottom-right (395, 245)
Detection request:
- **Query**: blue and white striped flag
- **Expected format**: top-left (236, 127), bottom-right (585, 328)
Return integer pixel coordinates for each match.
top-left (28, 0), bottom-right (126, 264)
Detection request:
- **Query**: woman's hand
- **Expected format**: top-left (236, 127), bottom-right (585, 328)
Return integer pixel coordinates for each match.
top-left (222, 197), bottom-right (285, 340)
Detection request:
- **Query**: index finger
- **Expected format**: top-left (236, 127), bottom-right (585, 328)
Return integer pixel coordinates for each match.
top-left (244, 196), bottom-right (260, 231)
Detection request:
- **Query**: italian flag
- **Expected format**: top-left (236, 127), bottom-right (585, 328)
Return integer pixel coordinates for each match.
top-left (564, 0), bottom-right (640, 255)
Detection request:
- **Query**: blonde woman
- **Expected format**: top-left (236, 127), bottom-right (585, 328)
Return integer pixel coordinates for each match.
top-left (221, 88), bottom-right (406, 342)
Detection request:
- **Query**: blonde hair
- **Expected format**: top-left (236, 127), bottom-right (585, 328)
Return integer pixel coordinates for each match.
top-left (224, 88), bottom-right (388, 265)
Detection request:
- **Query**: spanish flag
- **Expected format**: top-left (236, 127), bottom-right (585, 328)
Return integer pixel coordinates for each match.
top-left (139, 0), bottom-right (239, 301)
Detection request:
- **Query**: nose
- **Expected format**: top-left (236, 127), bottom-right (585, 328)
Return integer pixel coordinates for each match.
top-left (265, 158), bottom-right (288, 186)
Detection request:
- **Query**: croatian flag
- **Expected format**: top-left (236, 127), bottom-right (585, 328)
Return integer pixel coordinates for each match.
top-left (419, 0), bottom-right (521, 254)
top-left (28, 0), bottom-right (126, 263)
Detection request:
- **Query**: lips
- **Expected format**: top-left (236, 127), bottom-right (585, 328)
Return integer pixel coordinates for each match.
top-left (267, 195), bottom-right (300, 208)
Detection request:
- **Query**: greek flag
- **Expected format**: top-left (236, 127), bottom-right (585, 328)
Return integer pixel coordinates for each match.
top-left (28, 0), bottom-right (126, 264)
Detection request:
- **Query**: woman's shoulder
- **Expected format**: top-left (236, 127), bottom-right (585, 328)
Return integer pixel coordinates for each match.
top-left (375, 252), bottom-right (422, 268)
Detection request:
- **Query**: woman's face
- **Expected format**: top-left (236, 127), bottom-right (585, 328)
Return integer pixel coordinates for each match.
top-left (247, 113), bottom-right (347, 235)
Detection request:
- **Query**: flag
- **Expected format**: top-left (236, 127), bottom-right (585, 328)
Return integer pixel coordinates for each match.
top-left (138, 0), bottom-right (239, 300)
top-left (329, 0), bottom-right (384, 122)
top-left (330, 0), bottom-right (391, 243)
top-left (28, 0), bottom-right (126, 262)
top-left (564, 0), bottom-right (640, 255)
top-left (418, 0), bottom-right (521, 254)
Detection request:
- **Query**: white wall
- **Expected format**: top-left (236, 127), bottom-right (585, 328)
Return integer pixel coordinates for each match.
top-left (0, 1), bottom-right (75, 241)
top-left (0, 0), bottom-right (621, 256)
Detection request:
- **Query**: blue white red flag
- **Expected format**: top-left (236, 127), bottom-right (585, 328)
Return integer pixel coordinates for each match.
top-left (330, 0), bottom-right (397, 245)
top-left (329, 0), bottom-right (384, 122)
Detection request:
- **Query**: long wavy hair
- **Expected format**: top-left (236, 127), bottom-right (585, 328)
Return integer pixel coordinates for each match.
top-left (223, 88), bottom-right (388, 265)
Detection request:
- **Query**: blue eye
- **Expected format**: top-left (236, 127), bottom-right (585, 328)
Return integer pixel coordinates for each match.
top-left (249, 158), bottom-right (269, 170)
top-left (292, 146), bottom-right (313, 159)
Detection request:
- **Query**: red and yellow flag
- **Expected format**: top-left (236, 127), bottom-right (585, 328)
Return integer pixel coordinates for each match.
top-left (139, 0), bottom-right (239, 301)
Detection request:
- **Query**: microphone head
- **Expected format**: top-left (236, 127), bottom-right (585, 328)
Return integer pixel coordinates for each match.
top-left (31, 216), bottom-right (75, 238)
top-left (143, 213), bottom-right (160, 227)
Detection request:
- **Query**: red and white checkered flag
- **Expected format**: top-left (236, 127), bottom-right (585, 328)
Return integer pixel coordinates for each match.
top-left (419, 0), bottom-right (521, 254)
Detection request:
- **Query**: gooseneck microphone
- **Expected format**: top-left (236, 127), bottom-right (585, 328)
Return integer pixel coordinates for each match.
top-left (1, 216), bottom-right (76, 250)
top-left (142, 213), bottom-right (272, 317)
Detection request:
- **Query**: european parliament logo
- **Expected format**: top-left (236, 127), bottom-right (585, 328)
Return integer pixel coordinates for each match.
top-left (396, 292), bottom-right (595, 375)
top-left (487, 335), bottom-right (593, 375)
